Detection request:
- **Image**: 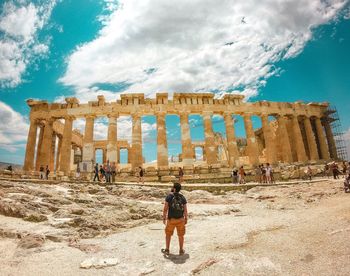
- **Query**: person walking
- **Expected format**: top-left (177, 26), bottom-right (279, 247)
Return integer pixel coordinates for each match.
top-left (231, 167), bottom-right (238, 184)
top-left (99, 165), bottom-right (106, 182)
top-left (239, 166), bottom-right (245, 184)
top-left (76, 165), bottom-right (81, 179)
top-left (45, 165), bottom-right (50, 180)
top-left (93, 163), bottom-right (99, 182)
top-left (111, 162), bottom-right (116, 183)
top-left (162, 182), bottom-right (188, 256)
top-left (105, 161), bottom-right (111, 183)
top-left (138, 166), bottom-right (144, 184)
top-left (307, 166), bottom-right (312, 181)
top-left (178, 167), bottom-right (184, 183)
top-left (342, 161), bottom-right (348, 178)
top-left (265, 163), bottom-right (272, 184)
top-left (39, 165), bottom-right (45, 179)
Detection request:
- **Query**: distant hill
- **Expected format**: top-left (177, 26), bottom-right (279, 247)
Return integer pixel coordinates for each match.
top-left (0, 162), bottom-right (23, 172)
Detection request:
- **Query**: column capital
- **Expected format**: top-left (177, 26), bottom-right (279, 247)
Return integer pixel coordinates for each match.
top-left (85, 115), bottom-right (96, 120)
top-left (64, 115), bottom-right (75, 121)
top-left (107, 114), bottom-right (119, 119)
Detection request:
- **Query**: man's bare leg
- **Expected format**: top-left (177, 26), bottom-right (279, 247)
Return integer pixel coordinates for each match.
top-left (178, 235), bottom-right (184, 251)
top-left (166, 234), bottom-right (171, 250)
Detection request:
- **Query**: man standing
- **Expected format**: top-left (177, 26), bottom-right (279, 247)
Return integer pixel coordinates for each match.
top-left (39, 165), bottom-right (44, 179)
top-left (93, 163), bottom-right (99, 182)
top-left (162, 182), bottom-right (188, 255)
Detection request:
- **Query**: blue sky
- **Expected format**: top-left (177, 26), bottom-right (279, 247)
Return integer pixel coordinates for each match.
top-left (0, 0), bottom-right (350, 165)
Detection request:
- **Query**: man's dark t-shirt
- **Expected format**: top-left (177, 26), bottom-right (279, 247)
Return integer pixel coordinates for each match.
top-left (165, 192), bottom-right (187, 219)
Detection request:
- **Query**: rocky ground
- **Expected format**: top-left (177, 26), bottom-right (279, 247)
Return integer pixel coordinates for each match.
top-left (0, 178), bottom-right (349, 275)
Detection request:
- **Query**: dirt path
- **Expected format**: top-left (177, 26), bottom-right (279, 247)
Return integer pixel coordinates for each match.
top-left (0, 179), bottom-right (349, 275)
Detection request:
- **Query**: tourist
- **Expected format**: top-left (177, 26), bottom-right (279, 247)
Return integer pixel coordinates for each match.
top-left (45, 165), bottom-right (50, 180)
top-left (342, 161), bottom-right (348, 178)
top-left (39, 165), bottom-right (44, 179)
top-left (231, 167), bottom-right (238, 184)
top-left (162, 182), bottom-right (188, 256)
top-left (99, 165), bottom-right (106, 182)
top-left (307, 166), bottom-right (312, 181)
top-left (331, 162), bottom-right (340, 179)
top-left (111, 162), bottom-right (116, 183)
top-left (261, 165), bottom-right (267, 183)
top-left (105, 161), bottom-right (111, 183)
top-left (344, 173), bottom-right (350, 193)
top-left (239, 166), bottom-right (245, 184)
top-left (137, 166), bottom-right (144, 184)
top-left (76, 165), bottom-right (80, 179)
top-left (265, 163), bottom-right (272, 184)
top-left (255, 165), bottom-right (262, 183)
top-left (178, 167), bottom-right (184, 183)
top-left (324, 164), bottom-right (330, 178)
top-left (93, 163), bottom-right (99, 182)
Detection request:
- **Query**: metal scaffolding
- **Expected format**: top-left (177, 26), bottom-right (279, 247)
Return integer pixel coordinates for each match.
top-left (324, 106), bottom-right (348, 161)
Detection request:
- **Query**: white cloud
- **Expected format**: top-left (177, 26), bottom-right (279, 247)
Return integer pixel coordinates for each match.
top-left (60, 0), bottom-right (347, 100)
top-left (0, 1), bottom-right (56, 87)
top-left (0, 101), bottom-right (29, 152)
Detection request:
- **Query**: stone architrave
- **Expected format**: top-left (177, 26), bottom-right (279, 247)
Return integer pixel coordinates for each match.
top-left (203, 112), bottom-right (218, 165)
top-left (277, 115), bottom-right (293, 163)
top-left (60, 116), bottom-right (74, 175)
top-left (38, 119), bottom-right (54, 168)
top-left (315, 117), bottom-right (330, 160)
top-left (303, 116), bottom-right (319, 160)
top-left (107, 115), bottom-right (118, 163)
top-left (323, 119), bottom-right (338, 159)
top-left (131, 113), bottom-right (142, 169)
top-left (157, 112), bottom-right (169, 169)
top-left (180, 113), bottom-right (193, 165)
top-left (292, 115), bottom-right (307, 162)
top-left (261, 114), bottom-right (276, 164)
top-left (23, 119), bottom-right (38, 172)
top-left (35, 125), bottom-right (44, 171)
top-left (243, 114), bottom-right (259, 165)
top-left (224, 112), bottom-right (239, 167)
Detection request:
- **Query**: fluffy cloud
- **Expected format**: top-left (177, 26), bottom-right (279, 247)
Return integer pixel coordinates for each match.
top-left (0, 101), bottom-right (29, 152)
top-left (60, 0), bottom-right (347, 100)
top-left (0, 1), bottom-right (56, 87)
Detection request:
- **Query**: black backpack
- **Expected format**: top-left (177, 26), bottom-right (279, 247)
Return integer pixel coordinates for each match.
top-left (170, 194), bottom-right (184, 218)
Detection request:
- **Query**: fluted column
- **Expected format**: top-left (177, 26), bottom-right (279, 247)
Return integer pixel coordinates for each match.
top-left (157, 112), bottom-right (169, 168)
top-left (180, 113), bottom-right (193, 165)
top-left (203, 112), bottom-right (218, 165)
top-left (107, 115), bottom-right (118, 163)
top-left (243, 114), bottom-right (259, 165)
top-left (23, 119), bottom-right (38, 172)
top-left (131, 113), bottom-right (142, 169)
top-left (82, 115), bottom-right (95, 163)
top-left (303, 117), bottom-right (319, 160)
top-left (292, 115), bottom-right (307, 162)
top-left (55, 135), bottom-right (62, 171)
top-left (323, 119), bottom-right (338, 159)
top-left (315, 117), bottom-right (330, 160)
top-left (50, 134), bottom-right (56, 171)
top-left (35, 125), bottom-right (44, 170)
top-left (261, 114), bottom-right (276, 164)
top-left (224, 113), bottom-right (239, 167)
top-left (60, 116), bottom-right (74, 175)
top-left (38, 119), bottom-right (54, 168)
top-left (277, 115), bottom-right (293, 163)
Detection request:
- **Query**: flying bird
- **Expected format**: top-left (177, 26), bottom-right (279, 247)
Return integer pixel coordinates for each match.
top-left (241, 17), bottom-right (246, 24)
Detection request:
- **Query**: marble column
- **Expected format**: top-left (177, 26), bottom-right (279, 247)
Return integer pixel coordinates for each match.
top-left (315, 117), bottom-right (330, 160)
top-left (131, 113), bottom-right (142, 169)
top-left (35, 125), bottom-right (44, 171)
top-left (157, 112), bottom-right (169, 168)
top-left (292, 115), bottom-right (307, 162)
top-left (243, 114), bottom-right (259, 165)
top-left (107, 115), bottom-right (118, 163)
top-left (261, 114), bottom-right (276, 164)
top-left (203, 112), bottom-right (218, 165)
top-left (82, 115), bottom-right (95, 164)
top-left (23, 119), bottom-right (38, 172)
top-left (49, 134), bottom-right (56, 171)
top-left (55, 135), bottom-right (62, 171)
top-left (38, 119), bottom-right (54, 168)
top-left (60, 116), bottom-right (74, 175)
top-left (277, 115), bottom-right (293, 163)
top-left (323, 119), bottom-right (338, 159)
top-left (224, 113), bottom-right (239, 167)
top-left (303, 116), bottom-right (319, 160)
top-left (180, 113), bottom-right (193, 165)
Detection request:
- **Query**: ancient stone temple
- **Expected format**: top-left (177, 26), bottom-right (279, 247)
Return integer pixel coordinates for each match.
top-left (23, 93), bottom-right (338, 177)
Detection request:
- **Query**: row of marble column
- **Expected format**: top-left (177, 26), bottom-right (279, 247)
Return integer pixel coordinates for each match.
top-left (24, 117), bottom-right (75, 174)
top-left (24, 112), bottom-right (337, 174)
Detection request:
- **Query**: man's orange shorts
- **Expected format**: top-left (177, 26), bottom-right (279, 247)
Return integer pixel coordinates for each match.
top-left (165, 218), bottom-right (186, 236)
